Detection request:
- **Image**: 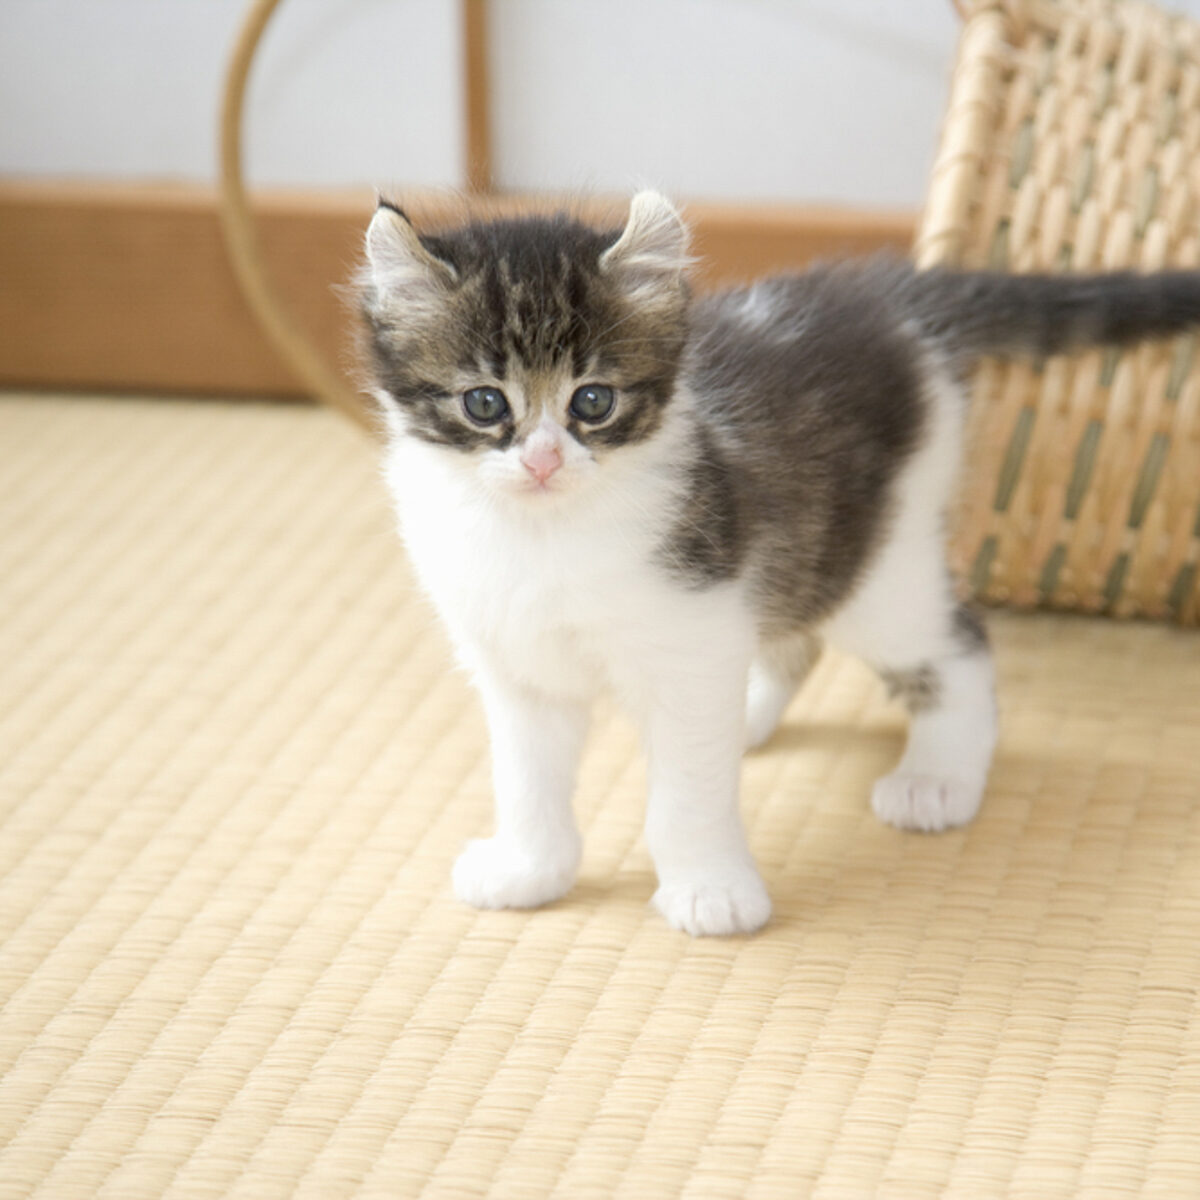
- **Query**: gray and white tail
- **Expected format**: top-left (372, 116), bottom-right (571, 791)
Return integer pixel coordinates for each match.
top-left (905, 267), bottom-right (1200, 364)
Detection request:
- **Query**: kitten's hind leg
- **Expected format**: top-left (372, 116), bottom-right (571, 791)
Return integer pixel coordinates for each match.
top-left (745, 633), bottom-right (822, 749)
top-left (869, 606), bottom-right (997, 833)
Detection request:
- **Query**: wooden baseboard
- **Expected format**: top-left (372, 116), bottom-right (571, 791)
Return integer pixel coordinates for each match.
top-left (0, 180), bottom-right (915, 399)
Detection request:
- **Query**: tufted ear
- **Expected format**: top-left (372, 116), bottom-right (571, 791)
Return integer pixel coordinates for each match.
top-left (600, 190), bottom-right (691, 287)
top-left (365, 200), bottom-right (457, 296)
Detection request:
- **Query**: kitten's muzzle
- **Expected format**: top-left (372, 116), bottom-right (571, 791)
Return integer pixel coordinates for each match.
top-left (519, 440), bottom-right (563, 485)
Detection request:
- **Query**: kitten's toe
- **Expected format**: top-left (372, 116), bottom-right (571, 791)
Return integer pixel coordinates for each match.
top-left (652, 868), bottom-right (772, 936)
top-left (453, 835), bottom-right (579, 910)
top-left (871, 772), bottom-right (983, 833)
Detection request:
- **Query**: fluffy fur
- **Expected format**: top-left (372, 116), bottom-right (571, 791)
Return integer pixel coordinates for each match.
top-left (360, 192), bottom-right (1200, 936)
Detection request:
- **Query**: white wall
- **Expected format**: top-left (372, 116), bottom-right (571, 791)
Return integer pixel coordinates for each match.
top-left (0, 0), bottom-right (463, 189)
top-left (492, 0), bottom-right (957, 206)
top-left (18, 0), bottom-right (1184, 208)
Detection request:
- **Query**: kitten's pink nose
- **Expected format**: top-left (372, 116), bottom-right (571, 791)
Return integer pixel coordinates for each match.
top-left (520, 442), bottom-right (562, 484)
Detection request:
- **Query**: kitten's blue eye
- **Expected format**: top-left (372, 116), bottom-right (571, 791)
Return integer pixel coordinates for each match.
top-left (569, 384), bottom-right (615, 423)
top-left (463, 386), bottom-right (509, 425)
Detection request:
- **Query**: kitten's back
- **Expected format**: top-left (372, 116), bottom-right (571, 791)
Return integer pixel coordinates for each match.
top-left (680, 262), bottom-right (932, 628)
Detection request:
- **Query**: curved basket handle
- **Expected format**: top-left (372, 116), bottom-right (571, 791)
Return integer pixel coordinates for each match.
top-left (219, 0), bottom-right (377, 434)
top-left (950, 0), bottom-right (1037, 40)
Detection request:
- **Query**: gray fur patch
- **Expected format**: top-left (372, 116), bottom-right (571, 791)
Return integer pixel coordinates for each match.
top-left (881, 663), bottom-right (942, 712)
top-left (685, 265), bottom-right (929, 627)
top-left (953, 604), bottom-right (989, 652)
top-left (659, 429), bottom-right (743, 586)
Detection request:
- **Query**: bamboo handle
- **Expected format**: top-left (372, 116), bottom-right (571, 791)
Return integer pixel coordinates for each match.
top-left (219, 0), bottom-right (376, 433)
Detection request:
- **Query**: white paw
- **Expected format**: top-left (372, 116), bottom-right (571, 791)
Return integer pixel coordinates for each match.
top-left (744, 683), bottom-right (791, 750)
top-left (652, 868), bottom-right (772, 936)
top-left (870, 772), bottom-right (983, 833)
top-left (452, 835), bottom-right (580, 910)
top-left (744, 702), bottom-right (783, 750)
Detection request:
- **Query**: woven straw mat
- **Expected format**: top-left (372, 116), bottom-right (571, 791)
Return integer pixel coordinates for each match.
top-left (919, 0), bottom-right (1200, 623)
top-left (2, 393), bottom-right (1199, 1198)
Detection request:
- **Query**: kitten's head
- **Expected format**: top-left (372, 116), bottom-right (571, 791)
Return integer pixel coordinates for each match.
top-left (360, 191), bottom-right (691, 500)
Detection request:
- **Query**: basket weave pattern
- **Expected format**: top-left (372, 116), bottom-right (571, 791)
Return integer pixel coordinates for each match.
top-left (918, 0), bottom-right (1200, 623)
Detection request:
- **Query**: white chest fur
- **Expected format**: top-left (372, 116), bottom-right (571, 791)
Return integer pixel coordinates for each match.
top-left (384, 439), bottom-right (694, 702)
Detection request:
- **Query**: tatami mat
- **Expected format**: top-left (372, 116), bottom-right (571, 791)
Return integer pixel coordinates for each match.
top-left (1, 393), bottom-right (1198, 1198)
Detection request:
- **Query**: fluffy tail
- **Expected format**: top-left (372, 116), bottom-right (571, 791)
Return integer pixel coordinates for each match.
top-left (904, 267), bottom-right (1200, 363)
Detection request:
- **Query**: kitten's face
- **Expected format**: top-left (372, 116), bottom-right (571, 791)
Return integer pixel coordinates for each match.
top-left (361, 192), bottom-right (690, 501)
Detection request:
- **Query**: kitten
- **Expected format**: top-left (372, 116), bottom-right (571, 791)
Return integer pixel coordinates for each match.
top-left (360, 191), bottom-right (1200, 936)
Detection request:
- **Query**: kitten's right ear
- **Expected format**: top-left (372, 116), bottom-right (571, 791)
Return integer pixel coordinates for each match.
top-left (365, 201), bottom-right (457, 295)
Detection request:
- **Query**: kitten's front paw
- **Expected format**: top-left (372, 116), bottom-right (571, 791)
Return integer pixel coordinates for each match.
top-left (652, 868), bottom-right (772, 936)
top-left (871, 772), bottom-right (983, 833)
top-left (453, 835), bottom-right (580, 910)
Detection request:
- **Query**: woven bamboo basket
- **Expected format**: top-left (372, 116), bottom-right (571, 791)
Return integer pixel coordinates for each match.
top-left (919, 0), bottom-right (1200, 623)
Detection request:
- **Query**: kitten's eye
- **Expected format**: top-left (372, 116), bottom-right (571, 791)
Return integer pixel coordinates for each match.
top-left (569, 384), bottom-right (615, 423)
top-left (462, 386), bottom-right (509, 425)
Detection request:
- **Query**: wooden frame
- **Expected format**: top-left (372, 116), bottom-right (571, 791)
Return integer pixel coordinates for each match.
top-left (0, 181), bottom-right (914, 398)
top-left (0, 2), bottom-right (914, 399)
top-left (463, 0), bottom-right (493, 193)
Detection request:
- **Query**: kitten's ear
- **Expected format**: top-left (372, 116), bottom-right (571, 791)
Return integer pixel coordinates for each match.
top-left (365, 201), bottom-right (457, 295)
top-left (600, 190), bottom-right (691, 288)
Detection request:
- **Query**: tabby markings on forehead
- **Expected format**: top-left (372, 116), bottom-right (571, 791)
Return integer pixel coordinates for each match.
top-left (476, 250), bottom-right (601, 373)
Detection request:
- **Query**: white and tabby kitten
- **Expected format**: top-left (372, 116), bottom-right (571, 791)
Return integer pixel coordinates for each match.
top-left (360, 191), bottom-right (1200, 935)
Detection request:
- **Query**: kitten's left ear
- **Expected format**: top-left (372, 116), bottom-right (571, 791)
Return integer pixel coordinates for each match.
top-left (600, 190), bottom-right (691, 287)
